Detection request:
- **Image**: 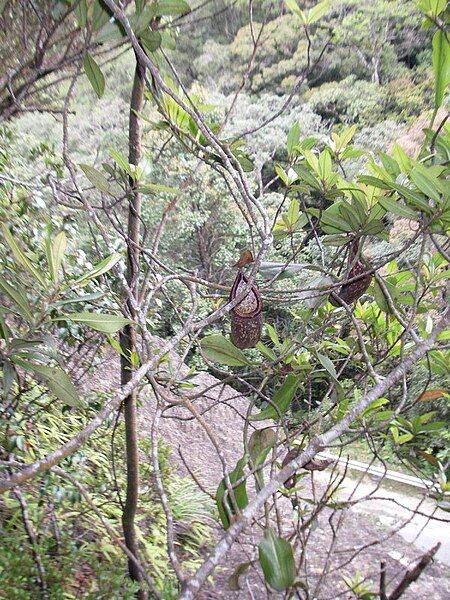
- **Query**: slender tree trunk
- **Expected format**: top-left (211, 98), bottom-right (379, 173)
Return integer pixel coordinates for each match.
top-left (371, 54), bottom-right (381, 85)
top-left (120, 59), bottom-right (147, 599)
top-left (13, 488), bottom-right (49, 599)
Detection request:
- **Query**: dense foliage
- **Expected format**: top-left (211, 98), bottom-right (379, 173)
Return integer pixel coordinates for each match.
top-left (0, 0), bottom-right (449, 598)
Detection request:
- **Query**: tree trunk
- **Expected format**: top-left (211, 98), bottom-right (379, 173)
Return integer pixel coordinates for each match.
top-left (120, 60), bottom-right (147, 599)
top-left (371, 54), bottom-right (381, 85)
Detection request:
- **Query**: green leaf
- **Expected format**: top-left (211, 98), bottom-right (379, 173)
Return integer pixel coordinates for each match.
top-left (70, 252), bottom-right (122, 287)
top-left (432, 29), bottom-right (450, 108)
top-left (141, 30), bottom-right (162, 53)
top-left (379, 197), bottom-right (417, 219)
top-left (410, 167), bottom-right (441, 202)
top-left (251, 374), bottom-right (299, 421)
top-left (133, 3), bottom-right (157, 33)
top-left (258, 529), bottom-right (296, 591)
top-left (338, 125), bottom-right (357, 148)
top-left (234, 151), bottom-right (254, 172)
top-left (14, 359), bottom-right (81, 407)
top-left (307, 0), bottom-right (329, 24)
top-left (390, 182), bottom-right (430, 211)
top-left (54, 292), bottom-right (105, 307)
top-left (79, 164), bottom-right (110, 193)
top-left (83, 52), bottom-right (105, 99)
top-left (317, 149), bottom-right (332, 181)
top-left (138, 183), bottom-right (179, 195)
top-left (109, 149), bottom-right (133, 175)
top-left (73, 0), bottom-right (87, 27)
top-left (259, 262), bottom-right (310, 280)
top-left (216, 457), bottom-right (249, 529)
top-left (418, 0), bottom-right (447, 16)
top-left (321, 204), bottom-right (354, 234)
top-left (317, 353), bottom-right (337, 380)
top-left (287, 122), bottom-right (300, 155)
top-left (373, 278), bottom-right (397, 313)
top-left (2, 360), bottom-right (16, 398)
top-left (1, 223), bottom-right (47, 287)
top-left (248, 428), bottom-right (277, 489)
top-left (56, 312), bottom-right (132, 334)
top-left (201, 334), bottom-right (250, 367)
top-left (275, 164), bottom-right (290, 186)
top-left (362, 219), bottom-right (385, 236)
top-left (92, 0), bottom-right (112, 31)
top-left (358, 175), bottom-right (392, 190)
top-left (48, 231), bottom-right (67, 283)
top-left (292, 165), bottom-right (321, 189)
top-left (362, 397), bottom-right (389, 417)
top-left (0, 279), bottom-right (32, 319)
top-left (391, 144), bottom-right (411, 173)
top-left (285, 0), bottom-right (306, 22)
top-left (286, 199), bottom-right (300, 228)
top-left (248, 428), bottom-right (277, 467)
top-left (156, 0), bottom-right (191, 16)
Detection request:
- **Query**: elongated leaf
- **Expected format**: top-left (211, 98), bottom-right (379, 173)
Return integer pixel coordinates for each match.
top-left (56, 312), bottom-right (132, 333)
top-left (156, 0), bottom-right (191, 16)
top-left (70, 252), bottom-right (122, 287)
top-left (79, 164), bottom-right (110, 192)
top-left (317, 353), bottom-right (337, 380)
top-left (92, 0), bottom-right (112, 31)
top-left (379, 197), bottom-right (417, 219)
top-left (418, 389), bottom-right (448, 401)
top-left (410, 168), bottom-right (441, 202)
top-left (0, 279), bottom-right (32, 319)
top-left (259, 261), bottom-right (311, 281)
top-left (389, 182), bottom-right (430, 211)
top-left (320, 205), bottom-right (354, 234)
top-left (201, 334), bottom-right (250, 366)
top-left (251, 374), bottom-right (299, 421)
top-left (308, 0), bottom-right (329, 24)
top-left (138, 183), bottom-right (179, 195)
top-left (248, 428), bottom-right (277, 488)
top-left (50, 231), bottom-right (67, 282)
top-left (286, 199), bottom-right (300, 228)
top-left (14, 358), bottom-right (81, 407)
top-left (109, 148), bottom-right (133, 174)
top-left (432, 29), bottom-right (450, 108)
top-left (216, 457), bottom-right (249, 529)
top-left (2, 360), bottom-right (16, 398)
top-left (258, 529), bottom-right (296, 591)
top-left (287, 122), bottom-right (300, 156)
top-left (74, 0), bottom-right (87, 27)
top-left (373, 278), bottom-right (397, 313)
top-left (133, 3), bottom-right (157, 33)
top-left (358, 175), bottom-right (392, 190)
top-left (248, 428), bottom-right (277, 465)
top-left (285, 0), bottom-right (305, 21)
top-left (54, 292), bottom-right (105, 307)
top-left (1, 223), bottom-right (47, 287)
top-left (293, 164), bottom-right (321, 189)
top-left (83, 52), bottom-right (105, 99)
